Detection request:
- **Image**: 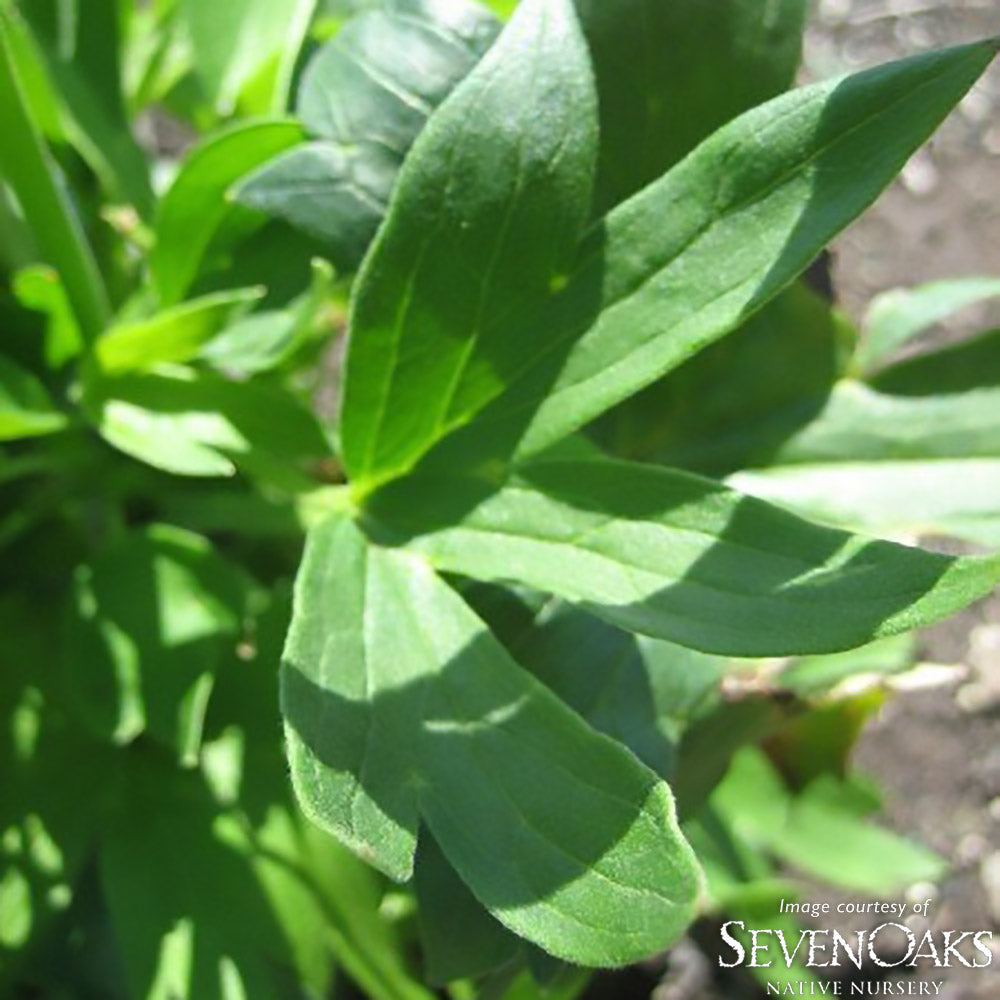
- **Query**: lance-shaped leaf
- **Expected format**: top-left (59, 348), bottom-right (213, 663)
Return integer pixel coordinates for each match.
top-left (281, 513), bottom-right (700, 965)
top-left (420, 40), bottom-right (998, 474)
top-left (151, 120), bottom-right (305, 305)
top-left (729, 327), bottom-right (1000, 545)
top-left (858, 275), bottom-right (1000, 373)
top-left (15, 0), bottom-right (153, 215)
top-left (235, 0), bottom-right (500, 269)
top-left (576, 0), bottom-right (807, 215)
top-left (364, 456), bottom-right (1000, 657)
top-left (339, 0), bottom-right (597, 491)
top-left (94, 288), bottom-right (264, 375)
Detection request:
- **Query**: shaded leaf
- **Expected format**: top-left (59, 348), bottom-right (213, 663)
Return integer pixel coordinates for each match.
top-left (62, 525), bottom-right (251, 761)
top-left (0, 354), bottom-right (66, 441)
top-left (200, 259), bottom-right (335, 376)
top-left (577, 0), bottom-right (808, 215)
top-left (414, 833), bottom-right (520, 986)
top-left (237, 0), bottom-right (500, 269)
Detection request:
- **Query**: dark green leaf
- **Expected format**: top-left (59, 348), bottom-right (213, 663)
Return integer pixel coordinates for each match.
top-left (577, 0), bottom-right (808, 215)
top-left (237, 0), bottom-right (500, 269)
top-left (281, 513), bottom-right (701, 964)
top-left (0, 354), bottom-right (67, 440)
top-left (62, 525), bottom-right (251, 761)
top-left (365, 455), bottom-right (1000, 656)
top-left (339, 0), bottom-right (597, 491)
top-left (591, 282), bottom-right (848, 476)
top-left (414, 833), bottom-right (520, 986)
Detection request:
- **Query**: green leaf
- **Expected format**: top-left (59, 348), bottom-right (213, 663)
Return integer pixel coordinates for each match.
top-left (731, 461), bottom-right (1000, 549)
top-left (94, 288), bottom-right (264, 375)
top-left (236, 0), bottom-right (500, 270)
top-left (591, 282), bottom-right (848, 476)
top-left (727, 330), bottom-right (1000, 545)
top-left (577, 0), bottom-right (808, 215)
top-left (777, 635), bottom-right (916, 698)
top-left (0, 354), bottom-right (67, 440)
top-left (424, 41), bottom-right (998, 474)
top-left (14, 0), bottom-right (153, 215)
top-left (414, 833), bottom-right (520, 986)
top-left (11, 265), bottom-right (82, 368)
top-left (83, 363), bottom-right (330, 484)
top-left (281, 513), bottom-right (701, 965)
top-left (0, 9), bottom-right (109, 342)
top-left (200, 259), bottom-right (335, 376)
top-left (513, 603), bottom-right (726, 777)
top-left (365, 455), bottom-right (1000, 656)
top-left (151, 119), bottom-right (305, 305)
top-left (713, 749), bottom-right (944, 894)
top-left (101, 752), bottom-right (338, 1000)
top-left (181, 0), bottom-right (318, 116)
top-left (339, 0), bottom-right (598, 491)
top-left (62, 525), bottom-right (251, 761)
top-left (859, 275), bottom-right (1000, 372)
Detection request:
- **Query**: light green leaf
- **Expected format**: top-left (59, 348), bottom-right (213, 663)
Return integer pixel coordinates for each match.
top-left (414, 833), bottom-right (521, 986)
top-left (95, 288), bottom-right (264, 375)
top-left (423, 41), bottom-right (998, 475)
top-left (727, 329), bottom-right (1000, 545)
top-left (281, 513), bottom-right (701, 965)
top-left (730, 460), bottom-right (1000, 549)
top-left (777, 634), bottom-right (916, 697)
top-left (0, 354), bottom-right (66, 441)
top-left (151, 119), bottom-right (305, 305)
top-left (236, 0), bottom-right (500, 270)
top-left (577, 0), bottom-right (807, 215)
top-left (181, 0), bottom-right (318, 116)
top-left (365, 455), bottom-right (1000, 656)
top-left (0, 9), bottom-right (109, 342)
top-left (14, 0), bottom-right (153, 215)
top-left (713, 749), bottom-right (944, 894)
top-left (859, 275), bottom-right (1000, 372)
top-left (339, 0), bottom-right (598, 491)
top-left (200, 259), bottom-right (335, 376)
top-left (11, 265), bottom-right (82, 368)
top-left (83, 363), bottom-right (330, 484)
